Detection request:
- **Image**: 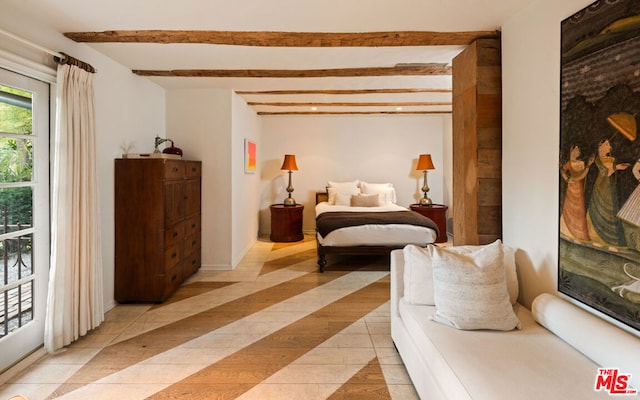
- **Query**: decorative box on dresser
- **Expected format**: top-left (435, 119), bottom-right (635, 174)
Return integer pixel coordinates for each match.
top-left (114, 158), bottom-right (202, 303)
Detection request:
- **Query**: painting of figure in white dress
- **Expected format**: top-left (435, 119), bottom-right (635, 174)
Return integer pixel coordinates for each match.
top-left (559, 0), bottom-right (640, 331)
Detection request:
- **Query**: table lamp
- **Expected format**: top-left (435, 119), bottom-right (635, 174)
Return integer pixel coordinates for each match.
top-left (281, 154), bottom-right (298, 206)
top-left (416, 154), bottom-right (435, 205)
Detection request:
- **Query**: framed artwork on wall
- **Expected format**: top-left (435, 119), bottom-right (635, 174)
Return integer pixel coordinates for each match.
top-left (245, 139), bottom-right (256, 174)
top-left (558, 0), bottom-right (640, 331)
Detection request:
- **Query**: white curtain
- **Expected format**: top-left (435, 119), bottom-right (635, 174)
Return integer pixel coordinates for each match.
top-left (44, 63), bottom-right (103, 352)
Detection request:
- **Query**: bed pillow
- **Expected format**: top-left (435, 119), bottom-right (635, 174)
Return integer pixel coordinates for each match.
top-left (360, 181), bottom-right (397, 204)
top-left (430, 241), bottom-right (521, 331)
top-left (334, 193), bottom-right (351, 206)
top-left (327, 186), bottom-right (360, 204)
top-left (350, 193), bottom-right (380, 207)
top-left (402, 241), bottom-right (519, 306)
top-left (327, 180), bottom-right (360, 191)
top-left (327, 180), bottom-right (361, 204)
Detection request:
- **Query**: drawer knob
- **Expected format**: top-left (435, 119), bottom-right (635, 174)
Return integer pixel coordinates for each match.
top-left (172, 232), bottom-right (178, 238)
top-left (192, 240), bottom-right (197, 246)
top-left (171, 252), bottom-right (177, 258)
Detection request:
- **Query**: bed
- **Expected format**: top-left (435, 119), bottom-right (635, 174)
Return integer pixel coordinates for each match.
top-left (315, 180), bottom-right (438, 272)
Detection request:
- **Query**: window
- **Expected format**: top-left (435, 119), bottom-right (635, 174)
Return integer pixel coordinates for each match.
top-left (0, 83), bottom-right (34, 337)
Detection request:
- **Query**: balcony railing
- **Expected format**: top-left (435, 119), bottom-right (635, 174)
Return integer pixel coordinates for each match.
top-left (0, 208), bottom-right (33, 338)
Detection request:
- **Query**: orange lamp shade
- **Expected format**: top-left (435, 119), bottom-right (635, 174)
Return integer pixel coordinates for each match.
top-left (416, 154), bottom-right (435, 170)
top-left (280, 154), bottom-right (298, 171)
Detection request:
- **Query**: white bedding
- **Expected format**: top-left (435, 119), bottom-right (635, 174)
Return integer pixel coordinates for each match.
top-left (315, 201), bottom-right (437, 246)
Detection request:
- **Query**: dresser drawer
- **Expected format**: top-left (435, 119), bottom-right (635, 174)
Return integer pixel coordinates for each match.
top-left (163, 264), bottom-right (182, 299)
top-left (185, 215), bottom-right (200, 236)
top-left (184, 233), bottom-right (200, 257)
top-left (164, 222), bottom-right (184, 246)
top-left (182, 250), bottom-right (201, 277)
top-left (186, 161), bottom-right (202, 177)
top-left (164, 243), bottom-right (182, 269)
top-left (164, 160), bottom-right (185, 179)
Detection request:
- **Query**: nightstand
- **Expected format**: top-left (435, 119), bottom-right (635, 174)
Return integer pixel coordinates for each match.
top-left (270, 204), bottom-right (304, 242)
top-left (410, 204), bottom-right (448, 243)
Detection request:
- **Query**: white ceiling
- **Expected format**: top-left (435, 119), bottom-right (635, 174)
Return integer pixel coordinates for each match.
top-left (7, 0), bottom-right (536, 115)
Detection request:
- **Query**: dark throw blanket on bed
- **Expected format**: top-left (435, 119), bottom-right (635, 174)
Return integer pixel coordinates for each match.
top-left (316, 211), bottom-right (439, 238)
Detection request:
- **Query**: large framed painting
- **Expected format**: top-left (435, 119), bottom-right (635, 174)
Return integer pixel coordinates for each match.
top-left (559, 0), bottom-right (640, 330)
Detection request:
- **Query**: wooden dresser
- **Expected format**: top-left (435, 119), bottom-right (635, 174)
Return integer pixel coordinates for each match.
top-left (114, 158), bottom-right (202, 302)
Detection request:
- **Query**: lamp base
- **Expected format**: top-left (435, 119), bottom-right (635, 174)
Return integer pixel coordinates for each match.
top-left (419, 196), bottom-right (433, 206)
top-left (283, 197), bottom-right (296, 206)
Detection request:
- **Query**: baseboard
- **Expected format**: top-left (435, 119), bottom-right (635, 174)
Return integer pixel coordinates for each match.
top-left (0, 346), bottom-right (46, 385)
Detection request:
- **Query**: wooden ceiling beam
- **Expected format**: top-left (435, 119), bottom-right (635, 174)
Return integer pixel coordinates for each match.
top-left (236, 88), bottom-right (452, 95)
top-left (65, 30), bottom-right (499, 47)
top-left (133, 65), bottom-right (451, 77)
top-left (258, 111), bottom-right (451, 115)
top-left (247, 101), bottom-right (452, 107)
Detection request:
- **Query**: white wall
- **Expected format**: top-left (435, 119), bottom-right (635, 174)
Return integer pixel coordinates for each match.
top-left (231, 94), bottom-right (262, 266)
top-left (95, 59), bottom-right (165, 311)
top-left (502, 0), bottom-right (604, 308)
top-left (259, 115), bottom-right (448, 235)
top-left (166, 89), bottom-right (233, 269)
top-left (167, 90), bottom-right (261, 269)
top-left (0, 5), bottom-right (166, 311)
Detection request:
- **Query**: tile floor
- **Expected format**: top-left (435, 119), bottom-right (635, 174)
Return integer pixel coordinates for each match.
top-left (0, 236), bottom-right (419, 400)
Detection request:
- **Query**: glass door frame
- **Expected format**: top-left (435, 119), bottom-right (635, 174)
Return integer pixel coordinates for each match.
top-left (0, 67), bottom-right (50, 373)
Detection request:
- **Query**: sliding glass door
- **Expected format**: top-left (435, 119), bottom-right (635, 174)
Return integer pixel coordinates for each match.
top-left (0, 67), bottom-right (50, 372)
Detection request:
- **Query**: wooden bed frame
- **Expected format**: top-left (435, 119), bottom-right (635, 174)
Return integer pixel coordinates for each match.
top-left (315, 191), bottom-right (416, 273)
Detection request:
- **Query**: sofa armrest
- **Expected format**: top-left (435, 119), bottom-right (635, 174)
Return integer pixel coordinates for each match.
top-left (390, 249), bottom-right (404, 318)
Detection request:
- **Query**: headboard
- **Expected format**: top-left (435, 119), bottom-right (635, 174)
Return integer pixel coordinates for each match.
top-left (315, 191), bottom-right (328, 204)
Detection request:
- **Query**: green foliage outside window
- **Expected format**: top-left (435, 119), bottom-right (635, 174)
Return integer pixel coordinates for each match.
top-left (0, 85), bottom-right (33, 229)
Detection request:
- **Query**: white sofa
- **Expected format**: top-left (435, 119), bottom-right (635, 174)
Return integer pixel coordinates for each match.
top-left (390, 249), bottom-right (640, 400)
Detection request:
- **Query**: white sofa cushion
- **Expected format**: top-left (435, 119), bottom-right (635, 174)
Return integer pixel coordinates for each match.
top-left (402, 242), bottom-right (519, 307)
top-left (430, 240), bottom-right (521, 331)
top-left (397, 298), bottom-right (611, 400)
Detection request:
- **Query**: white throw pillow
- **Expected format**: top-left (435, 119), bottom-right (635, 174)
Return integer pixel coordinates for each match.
top-left (360, 181), bottom-right (397, 204)
top-left (403, 245), bottom-right (436, 305)
top-left (430, 240), bottom-right (521, 331)
top-left (439, 243), bottom-right (519, 305)
top-left (402, 241), bottom-right (519, 306)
